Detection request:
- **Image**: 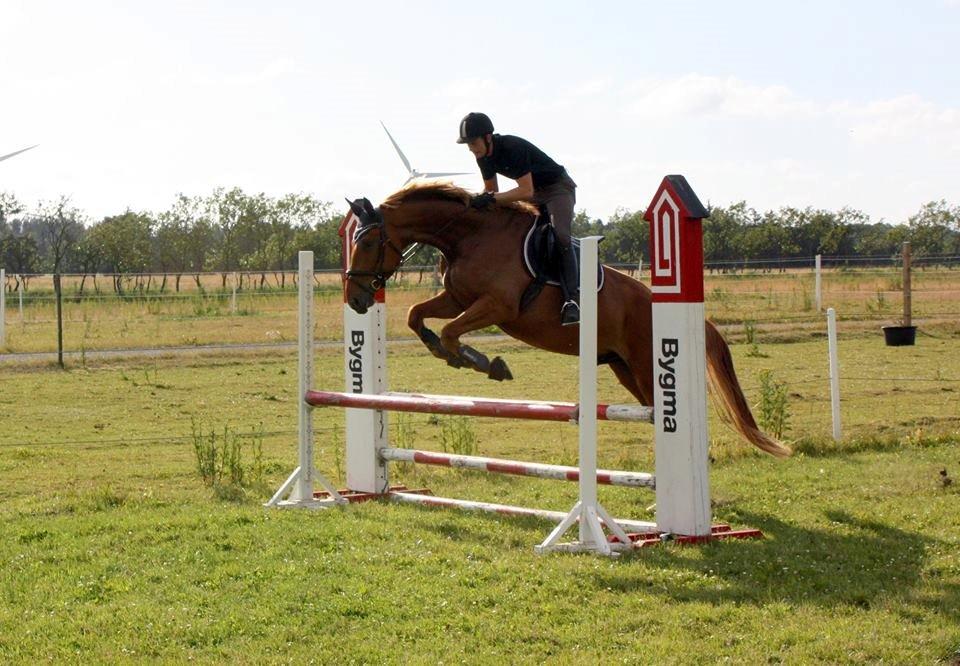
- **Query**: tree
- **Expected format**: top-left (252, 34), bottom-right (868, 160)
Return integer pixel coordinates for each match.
top-left (73, 234), bottom-right (103, 294)
top-left (267, 193), bottom-right (317, 286)
top-left (601, 208), bottom-right (648, 265)
top-left (88, 210), bottom-right (154, 293)
top-left (155, 196), bottom-right (199, 291)
top-left (0, 192), bottom-right (24, 231)
top-left (208, 187), bottom-right (248, 285)
top-left (905, 200), bottom-right (960, 257)
top-left (703, 202), bottom-right (754, 268)
top-left (37, 197), bottom-right (83, 368)
top-left (295, 199), bottom-right (346, 270)
top-left (0, 234), bottom-right (41, 276)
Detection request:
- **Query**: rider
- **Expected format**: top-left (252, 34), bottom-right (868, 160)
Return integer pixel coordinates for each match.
top-left (457, 112), bottom-right (580, 326)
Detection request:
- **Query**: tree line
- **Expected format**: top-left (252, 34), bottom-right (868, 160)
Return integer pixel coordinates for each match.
top-left (579, 200), bottom-right (960, 269)
top-left (2, 187), bottom-right (959, 291)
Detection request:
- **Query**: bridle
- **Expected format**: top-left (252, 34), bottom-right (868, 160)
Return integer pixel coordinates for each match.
top-left (344, 197), bottom-right (474, 296)
top-left (344, 206), bottom-right (405, 297)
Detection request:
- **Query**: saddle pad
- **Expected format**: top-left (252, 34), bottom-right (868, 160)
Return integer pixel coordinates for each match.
top-left (522, 219), bottom-right (605, 291)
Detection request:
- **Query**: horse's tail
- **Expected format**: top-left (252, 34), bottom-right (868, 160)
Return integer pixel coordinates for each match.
top-left (705, 322), bottom-right (792, 457)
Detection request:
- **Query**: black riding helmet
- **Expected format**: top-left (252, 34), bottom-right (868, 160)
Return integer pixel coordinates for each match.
top-left (456, 112), bottom-right (494, 143)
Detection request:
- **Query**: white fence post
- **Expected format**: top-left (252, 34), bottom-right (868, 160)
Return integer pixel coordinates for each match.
top-left (1, 268), bottom-right (6, 347)
top-left (18, 276), bottom-right (24, 323)
top-left (827, 308), bottom-right (842, 441)
top-left (815, 254), bottom-right (822, 312)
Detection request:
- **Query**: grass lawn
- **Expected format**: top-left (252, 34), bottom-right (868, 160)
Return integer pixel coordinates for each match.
top-left (1, 333), bottom-right (959, 662)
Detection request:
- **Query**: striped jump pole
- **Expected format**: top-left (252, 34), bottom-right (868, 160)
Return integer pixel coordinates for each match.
top-left (304, 390), bottom-right (654, 423)
top-left (378, 447), bottom-right (654, 488)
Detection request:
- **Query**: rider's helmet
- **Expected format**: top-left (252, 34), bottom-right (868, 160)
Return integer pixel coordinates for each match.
top-left (456, 112), bottom-right (494, 143)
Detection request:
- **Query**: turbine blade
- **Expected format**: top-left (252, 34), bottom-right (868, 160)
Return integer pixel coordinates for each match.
top-left (0, 144), bottom-right (39, 163)
top-left (380, 121), bottom-right (413, 174)
top-left (422, 172), bottom-right (470, 178)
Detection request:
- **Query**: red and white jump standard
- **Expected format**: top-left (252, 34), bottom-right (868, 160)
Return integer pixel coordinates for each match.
top-left (266, 176), bottom-right (762, 554)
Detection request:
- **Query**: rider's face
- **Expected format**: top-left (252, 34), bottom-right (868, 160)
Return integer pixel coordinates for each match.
top-left (466, 136), bottom-right (490, 159)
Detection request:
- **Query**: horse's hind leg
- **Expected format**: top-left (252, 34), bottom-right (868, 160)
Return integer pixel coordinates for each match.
top-left (609, 356), bottom-right (653, 406)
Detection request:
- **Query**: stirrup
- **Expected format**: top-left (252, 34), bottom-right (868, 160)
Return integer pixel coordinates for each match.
top-left (560, 300), bottom-right (580, 326)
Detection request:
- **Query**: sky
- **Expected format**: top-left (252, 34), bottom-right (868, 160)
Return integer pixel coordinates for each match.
top-left (1, 0), bottom-right (958, 225)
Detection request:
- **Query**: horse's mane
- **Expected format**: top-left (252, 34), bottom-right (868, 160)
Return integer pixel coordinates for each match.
top-left (380, 181), bottom-right (540, 216)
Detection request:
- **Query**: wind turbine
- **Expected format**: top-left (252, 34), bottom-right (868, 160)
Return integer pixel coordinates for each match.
top-left (380, 122), bottom-right (468, 184)
top-left (0, 144), bottom-right (38, 163)
top-left (378, 123), bottom-right (469, 265)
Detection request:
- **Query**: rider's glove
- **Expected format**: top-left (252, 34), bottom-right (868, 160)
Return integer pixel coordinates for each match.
top-left (469, 192), bottom-right (496, 209)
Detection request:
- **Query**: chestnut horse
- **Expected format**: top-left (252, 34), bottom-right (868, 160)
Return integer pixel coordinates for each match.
top-left (344, 182), bottom-right (790, 457)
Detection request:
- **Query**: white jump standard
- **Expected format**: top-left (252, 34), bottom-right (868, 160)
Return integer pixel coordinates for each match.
top-left (267, 176), bottom-right (763, 553)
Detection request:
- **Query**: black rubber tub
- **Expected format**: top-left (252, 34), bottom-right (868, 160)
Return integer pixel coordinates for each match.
top-left (882, 325), bottom-right (917, 346)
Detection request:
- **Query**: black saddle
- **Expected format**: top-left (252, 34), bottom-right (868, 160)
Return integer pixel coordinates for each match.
top-left (519, 214), bottom-right (604, 311)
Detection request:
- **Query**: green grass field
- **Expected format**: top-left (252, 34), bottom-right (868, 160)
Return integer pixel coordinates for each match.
top-left (1, 330), bottom-right (959, 662)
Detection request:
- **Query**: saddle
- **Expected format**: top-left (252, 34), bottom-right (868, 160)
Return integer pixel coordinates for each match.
top-left (519, 212), bottom-right (604, 312)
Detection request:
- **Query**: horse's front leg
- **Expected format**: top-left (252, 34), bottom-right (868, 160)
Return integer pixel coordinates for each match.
top-left (407, 290), bottom-right (467, 368)
top-left (439, 296), bottom-right (515, 382)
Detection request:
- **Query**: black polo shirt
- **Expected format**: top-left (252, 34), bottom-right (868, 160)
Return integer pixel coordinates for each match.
top-left (477, 134), bottom-right (566, 190)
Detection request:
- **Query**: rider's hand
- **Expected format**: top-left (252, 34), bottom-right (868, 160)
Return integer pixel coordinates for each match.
top-left (469, 192), bottom-right (496, 209)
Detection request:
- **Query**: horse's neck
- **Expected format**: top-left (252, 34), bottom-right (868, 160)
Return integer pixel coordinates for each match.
top-left (400, 202), bottom-right (525, 261)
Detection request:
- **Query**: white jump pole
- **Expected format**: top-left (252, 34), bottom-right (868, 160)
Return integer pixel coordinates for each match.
top-left (826, 307), bottom-right (841, 441)
top-left (537, 236), bottom-right (631, 556)
top-left (645, 176), bottom-right (712, 537)
top-left (815, 254), bottom-right (822, 312)
top-left (264, 251), bottom-right (344, 507)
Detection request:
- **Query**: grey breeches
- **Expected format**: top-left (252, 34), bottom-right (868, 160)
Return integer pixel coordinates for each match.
top-left (533, 172), bottom-right (577, 247)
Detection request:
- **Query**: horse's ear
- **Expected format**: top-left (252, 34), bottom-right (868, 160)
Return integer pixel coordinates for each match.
top-left (361, 197), bottom-right (377, 216)
top-left (346, 198), bottom-right (365, 218)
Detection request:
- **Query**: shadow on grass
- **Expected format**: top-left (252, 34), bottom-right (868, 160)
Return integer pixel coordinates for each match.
top-left (595, 509), bottom-right (957, 616)
top-left (401, 498), bottom-right (957, 616)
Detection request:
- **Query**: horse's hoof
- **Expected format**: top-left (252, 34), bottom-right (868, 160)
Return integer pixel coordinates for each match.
top-left (488, 357), bottom-right (513, 381)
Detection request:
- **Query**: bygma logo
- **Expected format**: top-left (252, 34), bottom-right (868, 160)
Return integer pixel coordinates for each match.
top-left (348, 330), bottom-right (364, 392)
top-left (657, 338), bottom-right (679, 433)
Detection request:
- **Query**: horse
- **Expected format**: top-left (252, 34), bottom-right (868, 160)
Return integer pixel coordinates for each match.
top-left (344, 181), bottom-right (790, 457)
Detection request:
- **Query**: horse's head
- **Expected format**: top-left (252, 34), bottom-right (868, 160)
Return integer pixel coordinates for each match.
top-left (343, 197), bottom-right (405, 314)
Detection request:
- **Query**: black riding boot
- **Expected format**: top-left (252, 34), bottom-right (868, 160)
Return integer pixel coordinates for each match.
top-left (557, 244), bottom-right (580, 326)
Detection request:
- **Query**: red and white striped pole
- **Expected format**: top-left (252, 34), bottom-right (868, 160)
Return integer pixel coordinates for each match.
top-left (644, 176), bottom-right (712, 537)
